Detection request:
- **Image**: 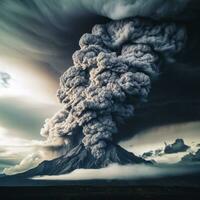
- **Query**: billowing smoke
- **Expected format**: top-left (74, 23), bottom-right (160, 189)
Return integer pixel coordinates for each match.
top-left (41, 18), bottom-right (186, 159)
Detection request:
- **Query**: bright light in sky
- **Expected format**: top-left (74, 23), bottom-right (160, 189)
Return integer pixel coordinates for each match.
top-left (0, 71), bottom-right (31, 98)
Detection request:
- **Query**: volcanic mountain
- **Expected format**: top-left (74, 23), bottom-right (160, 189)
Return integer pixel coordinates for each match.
top-left (9, 142), bottom-right (149, 178)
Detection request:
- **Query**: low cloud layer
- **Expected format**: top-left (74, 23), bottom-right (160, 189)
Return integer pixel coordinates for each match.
top-left (33, 163), bottom-right (199, 181)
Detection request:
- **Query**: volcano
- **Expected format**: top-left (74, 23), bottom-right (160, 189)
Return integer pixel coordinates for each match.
top-left (9, 142), bottom-right (149, 178)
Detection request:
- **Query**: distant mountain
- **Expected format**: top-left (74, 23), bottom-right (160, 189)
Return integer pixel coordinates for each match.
top-left (181, 149), bottom-right (200, 163)
top-left (164, 139), bottom-right (190, 154)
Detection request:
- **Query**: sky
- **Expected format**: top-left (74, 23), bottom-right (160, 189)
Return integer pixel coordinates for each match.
top-left (0, 0), bottom-right (200, 176)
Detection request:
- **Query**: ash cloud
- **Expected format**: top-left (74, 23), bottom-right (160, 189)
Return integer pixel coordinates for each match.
top-left (41, 18), bottom-right (186, 159)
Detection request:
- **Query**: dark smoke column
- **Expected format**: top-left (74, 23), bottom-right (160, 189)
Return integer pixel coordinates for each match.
top-left (21, 18), bottom-right (186, 176)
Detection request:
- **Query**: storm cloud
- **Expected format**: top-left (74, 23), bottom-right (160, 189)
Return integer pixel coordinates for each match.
top-left (81, 0), bottom-right (190, 20)
top-left (0, 0), bottom-right (198, 76)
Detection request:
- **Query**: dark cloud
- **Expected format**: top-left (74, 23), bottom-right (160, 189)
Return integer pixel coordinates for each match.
top-left (0, 0), bottom-right (108, 77)
top-left (0, 0), bottom-right (199, 78)
top-left (164, 139), bottom-right (190, 154)
top-left (81, 0), bottom-right (190, 20)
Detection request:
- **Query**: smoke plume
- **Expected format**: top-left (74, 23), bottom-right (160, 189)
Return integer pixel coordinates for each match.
top-left (40, 18), bottom-right (186, 159)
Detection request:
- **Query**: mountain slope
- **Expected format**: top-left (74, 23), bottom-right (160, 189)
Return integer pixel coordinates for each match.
top-left (10, 143), bottom-right (150, 178)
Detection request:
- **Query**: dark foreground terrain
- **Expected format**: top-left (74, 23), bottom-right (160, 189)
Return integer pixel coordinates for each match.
top-left (1, 173), bottom-right (200, 200)
top-left (0, 185), bottom-right (200, 200)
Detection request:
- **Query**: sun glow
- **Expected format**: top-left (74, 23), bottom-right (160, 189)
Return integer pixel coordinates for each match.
top-left (0, 57), bottom-right (58, 104)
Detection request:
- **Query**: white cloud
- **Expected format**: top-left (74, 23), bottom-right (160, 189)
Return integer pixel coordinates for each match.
top-left (0, 126), bottom-right (63, 174)
top-left (33, 163), bottom-right (198, 181)
top-left (3, 153), bottom-right (42, 175)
